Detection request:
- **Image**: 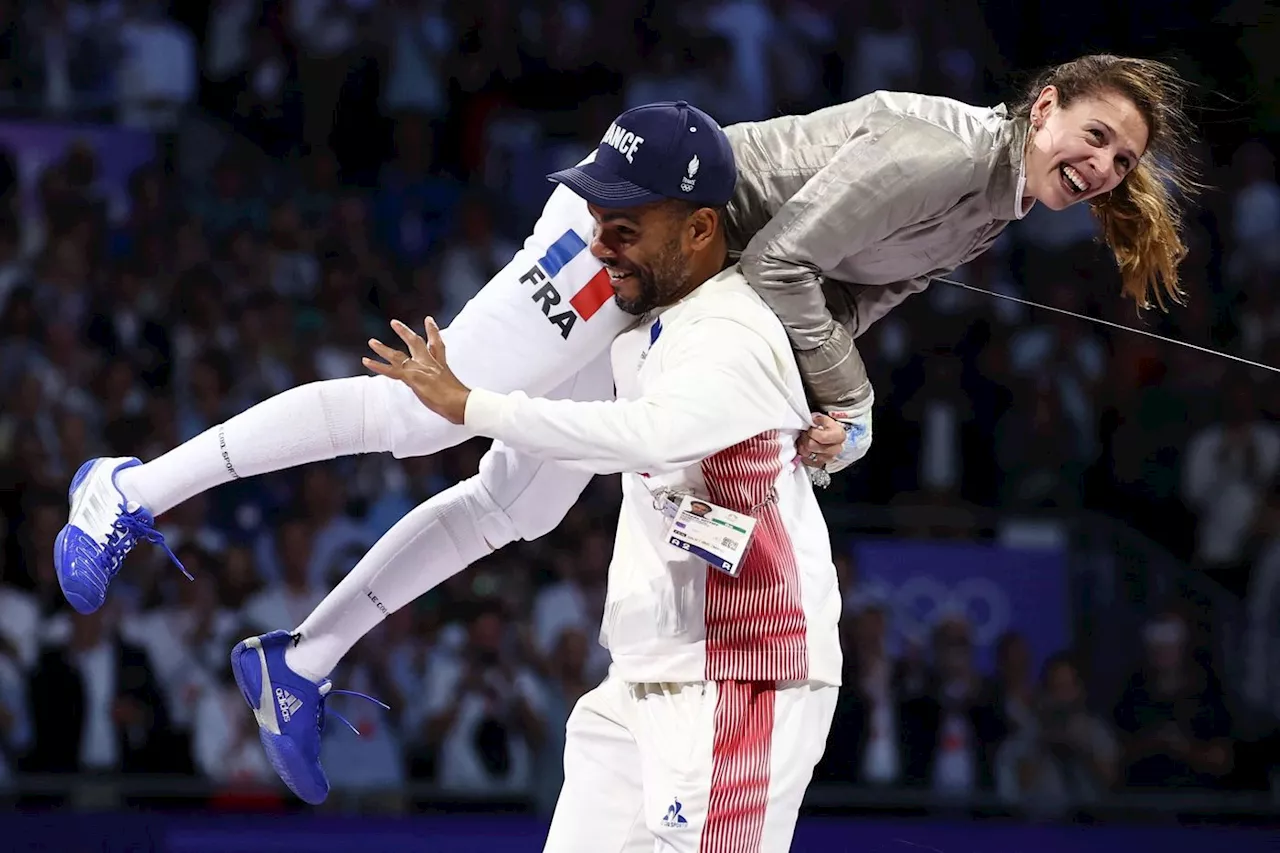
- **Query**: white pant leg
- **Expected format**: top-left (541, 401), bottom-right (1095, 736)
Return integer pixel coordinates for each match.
top-left (544, 677), bottom-right (652, 853)
top-left (627, 680), bottom-right (838, 853)
top-left (377, 183), bottom-right (631, 459)
top-left (283, 356), bottom-right (617, 681)
top-left (755, 682), bottom-right (839, 851)
top-left (462, 352), bottom-right (616, 546)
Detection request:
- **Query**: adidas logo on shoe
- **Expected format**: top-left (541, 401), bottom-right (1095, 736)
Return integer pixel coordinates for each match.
top-left (277, 687), bottom-right (303, 722)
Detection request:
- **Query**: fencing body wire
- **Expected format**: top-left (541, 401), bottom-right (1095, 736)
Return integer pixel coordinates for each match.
top-left (804, 273), bottom-right (1262, 489)
top-left (934, 276), bottom-right (1280, 375)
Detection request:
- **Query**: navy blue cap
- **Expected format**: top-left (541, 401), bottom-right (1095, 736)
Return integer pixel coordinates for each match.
top-left (547, 101), bottom-right (736, 209)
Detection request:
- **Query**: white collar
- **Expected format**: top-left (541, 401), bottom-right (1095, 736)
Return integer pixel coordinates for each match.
top-left (1013, 146), bottom-right (1032, 220)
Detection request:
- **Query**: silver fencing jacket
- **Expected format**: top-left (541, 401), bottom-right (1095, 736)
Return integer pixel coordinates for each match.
top-left (723, 91), bottom-right (1032, 410)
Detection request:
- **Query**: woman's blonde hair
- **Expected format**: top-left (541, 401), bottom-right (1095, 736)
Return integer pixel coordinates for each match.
top-left (1013, 55), bottom-right (1201, 310)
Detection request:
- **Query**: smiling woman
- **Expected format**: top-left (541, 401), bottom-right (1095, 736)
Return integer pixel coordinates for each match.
top-left (1010, 56), bottom-right (1200, 309)
top-left (1023, 91), bottom-right (1148, 206)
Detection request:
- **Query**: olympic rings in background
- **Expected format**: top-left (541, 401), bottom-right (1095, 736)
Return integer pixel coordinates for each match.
top-left (862, 574), bottom-right (1013, 648)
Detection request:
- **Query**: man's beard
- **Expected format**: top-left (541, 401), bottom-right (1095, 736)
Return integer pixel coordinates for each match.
top-left (612, 239), bottom-right (691, 316)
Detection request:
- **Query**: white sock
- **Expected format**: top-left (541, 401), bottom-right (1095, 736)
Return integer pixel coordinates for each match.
top-left (117, 377), bottom-right (392, 516)
top-left (283, 476), bottom-right (515, 682)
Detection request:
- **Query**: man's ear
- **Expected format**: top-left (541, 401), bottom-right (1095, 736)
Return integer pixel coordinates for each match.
top-left (687, 206), bottom-right (719, 250)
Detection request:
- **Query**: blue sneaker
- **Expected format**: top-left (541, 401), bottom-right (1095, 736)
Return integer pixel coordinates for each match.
top-left (230, 630), bottom-right (389, 805)
top-left (55, 457), bottom-right (189, 615)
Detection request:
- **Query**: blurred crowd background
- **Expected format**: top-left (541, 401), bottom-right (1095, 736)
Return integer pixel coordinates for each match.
top-left (0, 0), bottom-right (1279, 836)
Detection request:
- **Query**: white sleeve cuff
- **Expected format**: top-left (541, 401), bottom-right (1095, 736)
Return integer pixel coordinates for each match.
top-left (463, 388), bottom-right (516, 439)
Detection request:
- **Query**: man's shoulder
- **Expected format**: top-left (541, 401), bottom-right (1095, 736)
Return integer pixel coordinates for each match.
top-left (669, 267), bottom-right (782, 331)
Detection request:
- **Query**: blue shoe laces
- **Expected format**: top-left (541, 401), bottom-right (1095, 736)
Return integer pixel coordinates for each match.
top-left (105, 503), bottom-right (193, 582)
top-left (319, 688), bottom-right (391, 737)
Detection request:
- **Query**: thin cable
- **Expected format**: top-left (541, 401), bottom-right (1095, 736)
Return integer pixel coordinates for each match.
top-left (936, 276), bottom-right (1280, 375)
